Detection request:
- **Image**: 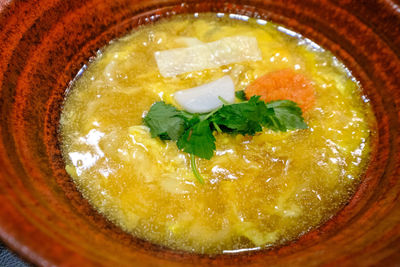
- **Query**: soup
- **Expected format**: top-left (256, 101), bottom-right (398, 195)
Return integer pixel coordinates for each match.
top-left (60, 13), bottom-right (375, 254)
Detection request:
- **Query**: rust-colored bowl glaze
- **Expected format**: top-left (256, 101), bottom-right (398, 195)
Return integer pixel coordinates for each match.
top-left (0, 0), bottom-right (400, 266)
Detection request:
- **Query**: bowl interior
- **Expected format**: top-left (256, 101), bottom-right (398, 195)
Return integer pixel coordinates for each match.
top-left (0, 0), bottom-right (400, 266)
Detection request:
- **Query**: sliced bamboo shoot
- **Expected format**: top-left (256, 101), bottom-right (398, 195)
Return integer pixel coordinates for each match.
top-left (155, 36), bottom-right (262, 77)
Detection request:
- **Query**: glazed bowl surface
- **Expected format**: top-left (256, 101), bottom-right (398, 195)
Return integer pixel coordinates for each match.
top-left (0, 0), bottom-right (400, 266)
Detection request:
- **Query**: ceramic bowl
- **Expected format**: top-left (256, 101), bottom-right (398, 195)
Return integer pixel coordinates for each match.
top-left (0, 0), bottom-right (399, 266)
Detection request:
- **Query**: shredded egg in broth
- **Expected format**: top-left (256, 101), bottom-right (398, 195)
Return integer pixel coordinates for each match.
top-left (60, 13), bottom-right (375, 254)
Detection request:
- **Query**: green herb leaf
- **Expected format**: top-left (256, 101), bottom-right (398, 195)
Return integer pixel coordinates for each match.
top-left (235, 90), bottom-right (247, 101)
top-left (190, 154), bottom-right (205, 184)
top-left (143, 102), bottom-right (185, 140)
top-left (264, 100), bottom-right (308, 131)
top-left (211, 96), bottom-right (268, 135)
top-left (177, 120), bottom-right (216, 160)
top-left (179, 111), bottom-right (204, 129)
top-left (143, 96), bottom-right (308, 183)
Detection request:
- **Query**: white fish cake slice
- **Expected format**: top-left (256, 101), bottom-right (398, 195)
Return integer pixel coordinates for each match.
top-left (174, 76), bottom-right (235, 113)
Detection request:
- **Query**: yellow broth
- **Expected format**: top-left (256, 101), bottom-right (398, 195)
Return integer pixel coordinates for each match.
top-left (60, 14), bottom-right (375, 254)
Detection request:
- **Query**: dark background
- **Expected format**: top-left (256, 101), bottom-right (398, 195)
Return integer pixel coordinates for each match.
top-left (0, 242), bottom-right (29, 267)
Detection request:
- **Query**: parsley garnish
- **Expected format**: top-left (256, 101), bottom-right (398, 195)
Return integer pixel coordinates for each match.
top-left (142, 102), bottom-right (185, 140)
top-left (235, 90), bottom-right (247, 101)
top-left (177, 120), bottom-right (216, 160)
top-left (143, 96), bottom-right (307, 183)
top-left (212, 96), bottom-right (267, 135)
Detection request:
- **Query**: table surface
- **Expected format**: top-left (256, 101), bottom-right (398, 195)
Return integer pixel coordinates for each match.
top-left (0, 242), bottom-right (30, 267)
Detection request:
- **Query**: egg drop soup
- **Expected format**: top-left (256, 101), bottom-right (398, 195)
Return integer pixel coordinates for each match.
top-left (60, 13), bottom-right (375, 254)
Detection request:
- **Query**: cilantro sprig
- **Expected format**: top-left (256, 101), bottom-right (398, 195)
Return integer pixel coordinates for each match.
top-left (143, 96), bottom-right (307, 183)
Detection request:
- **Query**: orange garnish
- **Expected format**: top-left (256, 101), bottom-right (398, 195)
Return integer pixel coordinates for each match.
top-left (245, 69), bottom-right (315, 112)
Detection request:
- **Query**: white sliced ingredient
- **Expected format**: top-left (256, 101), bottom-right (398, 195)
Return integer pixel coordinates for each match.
top-left (174, 76), bottom-right (235, 113)
top-left (174, 37), bottom-right (204, 47)
top-left (155, 36), bottom-right (262, 77)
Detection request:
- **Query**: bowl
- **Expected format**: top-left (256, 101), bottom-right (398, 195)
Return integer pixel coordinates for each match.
top-left (1, 0), bottom-right (400, 266)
